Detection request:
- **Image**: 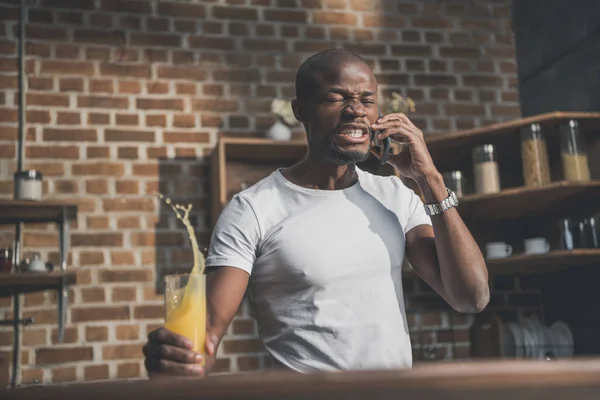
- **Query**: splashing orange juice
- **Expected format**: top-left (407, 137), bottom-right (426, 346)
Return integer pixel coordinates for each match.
top-left (159, 195), bottom-right (207, 364)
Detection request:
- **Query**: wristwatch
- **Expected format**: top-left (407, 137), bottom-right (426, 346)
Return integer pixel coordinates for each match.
top-left (423, 188), bottom-right (459, 216)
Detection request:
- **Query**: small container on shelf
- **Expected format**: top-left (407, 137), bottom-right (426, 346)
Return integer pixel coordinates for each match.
top-left (14, 170), bottom-right (43, 201)
top-left (0, 247), bottom-right (12, 273)
top-left (560, 119), bottom-right (591, 181)
top-left (472, 144), bottom-right (500, 195)
top-left (442, 170), bottom-right (467, 198)
top-left (520, 123), bottom-right (551, 187)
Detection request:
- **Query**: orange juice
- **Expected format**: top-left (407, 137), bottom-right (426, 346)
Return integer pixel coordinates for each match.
top-left (158, 195), bottom-right (207, 365)
top-left (164, 274), bottom-right (206, 358)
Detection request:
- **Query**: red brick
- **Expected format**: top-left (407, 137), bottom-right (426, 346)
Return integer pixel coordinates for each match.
top-left (40, 60), bottom-right (94, 75)
top-left (100, 63), bottom-right (151, 78)
top-left (223, 339), bottom-right (264, 354)
top-left (59, 78), bottom-right (84, 92)
top-left (56, 111), bottom-right (81, 125)
top-left (133, 305), bottom-right (163, 319)
top-left (21, 329), bottom-right (47, 346)
top-left (105, 129), bottom-right (155, 142)
top-left (72, 306), bottom-right (130, 323)
top-left (86, 326), bottom-right (108, 342)
top-left (463, 75), bottom-right (503, 86)
top-left (72, 162), bottom-right (124, 176)
top-left (444, 104), bottom-right (485, 116)
top-left (130, 33), bottom-right (180, 47)
top-left (192, 99), bottom-right (238, 112)
top-left (118, 146), bottom-right (138, 159)
top-left (414, 74), bottom-right (457, 86)
top-left (440, 47), bottom-right (480, 59)
top-left (78, 95), bottom-right (129, 109)
top-left (117, 362), bottom-right (140, 379)
top-left (115, 180), bottom-right (139, 194)
top-left (0, 144), bottom-right (14, 158)
top-left (115, 113), bottom-right (139, 126)
top-left (294, 40), bottom-right (337, 53)
top-left (26, 145), bottom-right (79, 159)
top-left (146, 146), bottom-right (168, 158)
top-left (51, 327), bottom-right (78, 344)
top-left (100, 269), bottom-right (153, 283)
top-left (27, 93), bottom-right (69, 107)
top-left (55, 179), bottom-right (79, 194)
top-left (26, 162), bottom-right (64, 176)
top-left (146, 81), bottom-right (169, 94)
top-left (233, 319), bottom-right (256, 335)
top-left (136, 98), bottom-right (183, 111)
top-left (89, 79), bottom-right (114, 93)
top-left (163, 131), bottom-right (209, 143)
top-left (213, 6), bottom-right (257, 20)
top-left (101, 0), bottom-right (150, 13)
top-left (87, 216), bottom-right (110, 229)
top-left (157, 2), bottom-right (205, 18)
top-left (86, 145), bottom-right (110, 158)
top-left (411, 17), bottom-right (453, 29)
top-left (115, 324), bottom-right (140, 340)
top-left (74, 29), bottom-right (126, 45)
top-left (102, 198), bottom-right (154, 212)
top-left (85, 179), bottom-right (109, 194)
top-left (36, 347), bottom-right (93, 364)
top-left (314, 11), bottom-right (356, 25)
top-left (85, 365), bottom-right (109, 381)
top-left (71, 233), bottom-right (123, 247)
top-left (156, 65), bottom-right (206, 81)
top-left (52, 366), bottom-right (77, 383)
top-left (103, 344), bottom-right (143, 360)
top-left (118, 80), bottom-right (141, 94)
top-left (188, 36), bottom-right (234, 50)
top-left (80, 251), bottom-right (104, 266)
top-left (263, 9), bottom-right (307, 23)
top-left (490, 105), bottom-right (521, 117)
top-left (238, 356), bottom-right (260, 371)
top-left (25, 25), bottom-right (66, 41)
top-left (112, 287), bottom-right (137, 302)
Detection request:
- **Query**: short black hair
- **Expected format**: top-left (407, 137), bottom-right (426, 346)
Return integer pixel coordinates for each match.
top-left (295, 48), bottom-right (371, 102)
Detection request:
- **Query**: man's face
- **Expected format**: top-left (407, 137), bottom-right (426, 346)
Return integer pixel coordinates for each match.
top-left (296, 61), bottom-right (379, 165)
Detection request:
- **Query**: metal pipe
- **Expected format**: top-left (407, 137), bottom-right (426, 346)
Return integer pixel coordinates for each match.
top-left (17, 0), bottom-right (26, 172)
top-left (11, 290), bottom-right (20, 389)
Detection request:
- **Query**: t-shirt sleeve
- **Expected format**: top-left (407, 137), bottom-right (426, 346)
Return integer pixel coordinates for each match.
top-left (205, 194), bottom-right (260, 275)
top-left (404, 186), bottom-right (432, 234)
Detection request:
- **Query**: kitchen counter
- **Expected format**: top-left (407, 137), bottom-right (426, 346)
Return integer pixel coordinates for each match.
top-left (4, 358), bottom-right (600, 399)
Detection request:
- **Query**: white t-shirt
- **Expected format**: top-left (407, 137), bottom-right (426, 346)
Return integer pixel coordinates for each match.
top-left (206, 167), bottom-right (432, 373)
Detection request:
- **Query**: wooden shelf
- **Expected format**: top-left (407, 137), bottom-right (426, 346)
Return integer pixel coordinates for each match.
top-left (426, 111), bottom-right (600, 151)
top-left (0, 271), bottom-right (76, 297)
top-left (0, 200), bottom-right (77, 224)
top-left (486, 249), bottom-right (600, 274)
top-left (457, 180), bottom-right (600, 222)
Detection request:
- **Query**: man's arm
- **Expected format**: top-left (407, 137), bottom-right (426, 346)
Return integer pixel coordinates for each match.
top-left (203, 266), bottom-right (250, 375)
top-left (406, 172), bottom-right (489, 314)
top-left (371, 113), bottom-right (489, 314)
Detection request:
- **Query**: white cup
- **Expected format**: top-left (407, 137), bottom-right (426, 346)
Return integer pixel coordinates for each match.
top-left (485, 242), bottom-right (512, 259)
top-left (524, 237), bottom-right (550, 255)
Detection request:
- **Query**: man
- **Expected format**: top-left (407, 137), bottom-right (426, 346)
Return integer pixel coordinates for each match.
top-left (143, 49), bottom-right (489, 377)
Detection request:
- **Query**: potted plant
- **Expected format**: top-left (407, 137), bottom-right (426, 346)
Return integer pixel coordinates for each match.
top-left (267, 99), bottom-right (298, 141)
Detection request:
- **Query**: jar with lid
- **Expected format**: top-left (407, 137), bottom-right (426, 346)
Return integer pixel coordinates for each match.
top-left (14, 170), bottom-right (43, 201)
top-left (442, 170), bottom-right (467, 198)
top-left (473, 144), bottom-right (500, 194)
top-left (560, 119), bottom-right (590, 181)
top-left (520, 123), bottom-right (551, 186)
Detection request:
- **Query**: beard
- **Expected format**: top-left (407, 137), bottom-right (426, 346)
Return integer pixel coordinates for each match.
top-left (307, 134), bottom-right (370, 165)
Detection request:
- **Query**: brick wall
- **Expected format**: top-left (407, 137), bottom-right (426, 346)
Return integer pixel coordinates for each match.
top-left (0, 0), bottom-right (526, 386)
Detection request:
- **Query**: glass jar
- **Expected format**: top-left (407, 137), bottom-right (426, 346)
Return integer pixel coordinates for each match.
top-left (560, 119), bottom-right (590, 181)
top-left (0, 247), bottom-right (12, 273)
top-left (442, 170), bottom-right (467, 198)
top-left (472, 144), bottom-right (500, 194)
top-left (520, 123), bottom-right (551, 187)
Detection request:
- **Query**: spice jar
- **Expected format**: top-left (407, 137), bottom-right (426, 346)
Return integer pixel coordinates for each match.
top-left (521, 123), bottom-right (551, 187)
top-left (473, 144), bottom-right (500, 194)
top-left (14, 170), bottom-right (43, 201)
top-left (442, 170), bottom-right (467, 198)
top-left (560, 119), bottom-right (590, 181)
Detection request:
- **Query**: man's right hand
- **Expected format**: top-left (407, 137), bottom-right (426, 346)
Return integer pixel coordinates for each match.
top-left (143, 327), bottom-right (210, 378)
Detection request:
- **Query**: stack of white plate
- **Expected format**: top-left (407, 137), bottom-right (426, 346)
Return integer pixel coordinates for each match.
top-left (502, 317), bottom-right (574, 359)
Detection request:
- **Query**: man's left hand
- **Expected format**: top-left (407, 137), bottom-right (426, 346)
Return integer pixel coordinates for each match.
top-left (370, 113), bottom-right (438, 182)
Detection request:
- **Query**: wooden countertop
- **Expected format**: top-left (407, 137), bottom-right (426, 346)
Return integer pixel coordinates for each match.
top-left (5, 358), bottom-right (600, 399)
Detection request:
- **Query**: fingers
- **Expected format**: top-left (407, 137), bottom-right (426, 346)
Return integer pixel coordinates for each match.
top-left (373, 122), bottom-right (420, 144)
top-left (205, 333), bottom-right (218, 356)
top-left (145, 358), bottom-right (205, 378)
top-left (376, 113), bottom-right (417, 128)
top-left (143, 342), bottom-right (202, 364)
top-left (148, 327), bottom-right (193, 350)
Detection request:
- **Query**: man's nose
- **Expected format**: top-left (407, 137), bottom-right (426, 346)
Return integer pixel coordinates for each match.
top-left (342, 102), bottom-right (367, 118)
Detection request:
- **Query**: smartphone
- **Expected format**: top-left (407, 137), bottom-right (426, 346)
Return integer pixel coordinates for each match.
top-left (371, 111), bottom-right (390, 165)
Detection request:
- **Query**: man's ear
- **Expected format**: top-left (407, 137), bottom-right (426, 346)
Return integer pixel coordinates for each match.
top-left (291, 99), bottom-right (305, 123)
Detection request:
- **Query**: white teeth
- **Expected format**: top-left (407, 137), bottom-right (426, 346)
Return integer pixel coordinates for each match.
top-left (341, 129), bottom-right (363, 138)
